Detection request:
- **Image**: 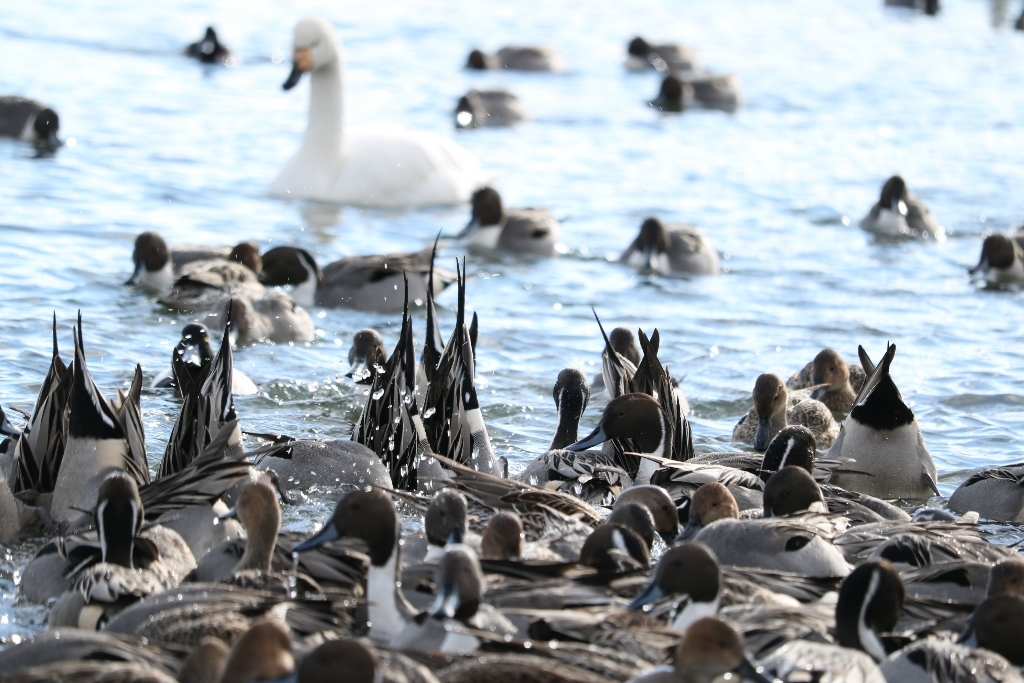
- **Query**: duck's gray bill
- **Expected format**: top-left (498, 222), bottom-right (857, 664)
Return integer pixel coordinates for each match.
top-left (125, 260), bottom-right (145, 287)
top-left (625, 580), bottom-right (664, 611)
top-left (566, 424), bottom-right (608, 452)
top-left (292, 521), bottom-right (340, 552)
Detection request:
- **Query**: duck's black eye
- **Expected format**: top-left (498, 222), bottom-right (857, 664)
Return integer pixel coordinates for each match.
top-left (785, 536), bottom-right (811, 551)
top-left (617, 411), bottom-right (626, 417)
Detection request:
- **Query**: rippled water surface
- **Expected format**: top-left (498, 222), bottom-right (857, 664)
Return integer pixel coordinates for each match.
top-left (3, 0), bottom-right (1024, 642)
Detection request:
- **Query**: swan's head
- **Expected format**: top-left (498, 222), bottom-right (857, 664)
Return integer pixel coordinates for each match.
top-left (283, 17), bottom-right (340, 90)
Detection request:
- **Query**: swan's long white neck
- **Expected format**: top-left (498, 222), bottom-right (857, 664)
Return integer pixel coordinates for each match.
top-left (302, 59), bottom-right (344, 159)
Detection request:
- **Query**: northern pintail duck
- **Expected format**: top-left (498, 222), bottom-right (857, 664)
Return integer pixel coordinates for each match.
top-left (860, 175), bottom-right (944, 240)
top-left (125, 231), bottom-right (256, 295)
top-left (346, 328), bottom-right (387, 383)
top-left (300, 638), bottom-right (441, 683)
top-left (627, 617), bottom-right (773, 683)
top-left (466, 46), bottom-right (564, 72)
top-left (50, 314), bottom-right (150, 523)
top-left (590, 326), bottom-right (641, 393)
top-left (455, 89), bottom-right (528, 128)
top-left (0, 96), bottom-right (60, 147)
top-left (204, 291), bottom-right (315, 345)
top-left (626, 37), bottom-right (700, 73)
top-left (459, 187), bottom-right (560, 256)
top-left (885, 0), bottom-right (940, 14)
top-left (621, 217), bottom-right (719, 276)
top-left (969, 233), bottom-right (1024, 286)
top-left (294, 489), bottom-right (415, 642)
top-left (948, 460), bottom-right (1024, 522)
top-left (151, 322), bottom-right (257, 395)
top-left (616, 484), bottom-right (680, 543)
top-left (392, 544), bottom-right (515, 652)
top-left (48, 471), bottom-right (196, 628)
top-left (252, 436), bottom-right (393, 494)
top-left (271, 18), bottom-right (484, 206)
top-left (733, 373), bottom-right (838, 451)
top-left (958, 594), bottom-right (1024, 666)
top-left (832, 518), bottom-right (1013, 568)
top-left (0, 629), bottom-right (178, 681)
top-left (762, 466), bottom-right (828, 517)
top-left (786, 348), bottom-right (867, 417)
top-left (579, 520), bottom-right (651, 572)
top-left (159, 247), bottom-right (265, 312)
top-left (258, 245), bottom-right (456, 313)
top-left (692, 487), bottom-right (851, 578)
top-left (678, 482), bottom-right (740, 538)
top-left (403, 488), bottom-right (480, 564)
top-left (217, 620), bottom-right (296, 683)
top-left (827, 344), bottom-right (938, 500)
top-left (650, 74), bottom-right (741, 113)
top-left (481, 511), bottom-right (524, 560)
top-left (185, 26), bottom-right (234, 65)
top-left (628, 543), bottom-right (722, 632)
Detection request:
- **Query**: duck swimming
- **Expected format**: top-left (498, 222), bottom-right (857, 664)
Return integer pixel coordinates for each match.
top-left (860, 175), bottom-right (944, 240)
top-left (621, 217), bottom-right (719, 276)
top-left (787, 348), bottom-right (867, 417)
top-left (0, 96), bottom-right (60, 147)
top-left (455, 89), bottom-right (528, 129)
top-left (185, 26), bottom-right (234, 65)
top-left (626, 36), bottom-right (700, 73)
top-left (969, 233), bottom-right (1024, 286)
top-left (465, 46), bottom-right (564, 72)
top-left (270, 18), bottom-right (485, 207)
top-left (733, 373), bottom-right (838, 451)
top-left (459, 187), bottom-right (561, 256)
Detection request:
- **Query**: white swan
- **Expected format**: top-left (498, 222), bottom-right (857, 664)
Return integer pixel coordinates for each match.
top-left (269, 18), bottom-right (486, 207)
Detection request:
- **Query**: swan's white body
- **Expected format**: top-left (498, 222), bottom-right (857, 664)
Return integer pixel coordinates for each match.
top-left (270, 18), bottom-right (485, 207)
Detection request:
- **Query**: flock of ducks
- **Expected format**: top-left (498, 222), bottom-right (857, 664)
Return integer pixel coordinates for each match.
top-left (6, 6), bottom-right (1024, 683)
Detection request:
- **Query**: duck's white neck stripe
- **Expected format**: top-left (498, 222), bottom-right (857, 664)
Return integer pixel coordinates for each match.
top-left (368, 549), bottom-right (408, 643)
top-left (858, 569), bottom-right (886, 662)
top-left (670, 596), bottom-right (720, 633)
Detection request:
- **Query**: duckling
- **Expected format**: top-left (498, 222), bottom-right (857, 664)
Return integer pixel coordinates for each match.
top-left (185, 26), bottom-right (234, 65)
top-left (459, 187), bottom-right (560, 256)
top-left (827, 344), bottom-right (939, 500)
top-left (465, 46), bottom-right (564, 72)
top-left (627, 617), bottom-right (773, 683)
top-left (205, 292), bottom-right (315, 345)
top-left (0, 96), bottom-right (60, 147)
top-left (346, 328), bottom-right (387, 384)
top-left (621, 217), bottom-right (719, 276)
top-left (786, 348), bottom-right (867, 416)
top-left (258, 245), bottom-right (456, 313)
top-left (455, 89), bottom-right (528, 128)
top-left (626, 36), bottom-right (700, 72)
top-left (969, 233), bottom-right (1024, 285)
top-left (860, 175), bottom-right (944, 240)
top-left (733, 373), bottom-right (838, 451)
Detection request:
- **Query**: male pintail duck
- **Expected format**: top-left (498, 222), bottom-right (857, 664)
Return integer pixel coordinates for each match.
top-left (299, 638), bottom-right (442, 683)
top-left (692, 488), bottom-right (851, 578)
top-left (455, 89), bottom-right (528, 128)
top-left (678, 482), bottom-right (740, 539)
top-left (392, 544), bottom-right (515, 652)
top-left (787, 348), bottom-right (867, 416)
top-left (294, 489), bottom-right (416, 642)
top-left (579, 522), bottom-right (650, 572)
top-left (159, 246), bottom-right (265, 312)
top-left (402, 488), bottom-right (480, 563)
top-left (762, 466), bottom-right (828, 517)
top-left (958, 594), bottom-right (1024, 666)
top-left (459, 187), bottom-right (560, 256)
top-left (969, 233), bottom-right (1024, 286)
top-left (0, 96), bottom-right (60, 147)
top-left (48, 471), bottom-right (196, 628)
top-left (204, 292), bottom-right (315, 345)
top-left (733, 373), bottom-right (838, 451)
top-left (151, 322), bottom-right (257, 395)
top-left (607, 502), bottom-right (658, 550)
top-left (0, 628), bottom-right (178, 677)
top-left (649, 456), bottom-right (766, 516)
top-left (253, 436), bottom-right (393, 495)
top-left (50, 314), bottom-right (149, 523)
top-left (626, 617), bottom-right (773, 683)
top-left (125, 231), bottom-right (257, 295)
top-left (185, 26), bottom-right (234, 65)
top-left (258, 245), bottom-right (456, 312)
top-left (271, 18), bottom-right (485, 206)
top-left (827, 344), bottom-right (939, 500)
top-left (626, 37), bottom-right (700, 72)
top-left (621, 217), bottom-right (719, 276)
top-left (346, 328), bottom-right (387, 383)
top-left (885, 0), bottom-right (940, 14)
top-left (591, 326), bottom-right (641, 393)
top-left (628, 543), bottom-right (722, 632)
top-left (883, 636), bottom-right (1024, 683)
top-left (466, 46), bottom-right (564, 72)
top-left (481, 511), bottom-right (524, 560)
top-left (217, 620), bottom-right (296, 683)
top-left (948, 461), bottom-right (1024, 523)
top-left (758, 561), bottom-right (899, 683)
top-left (650, 74), bottom-right (741, 113)
top-left (860, 175), bottom-right (944, 240)
top-left (650, 74), bottom-right (692, 112)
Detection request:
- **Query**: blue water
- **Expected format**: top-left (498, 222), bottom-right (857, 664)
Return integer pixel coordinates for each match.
top-left (2, 0), bottom-right (1024, 643)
